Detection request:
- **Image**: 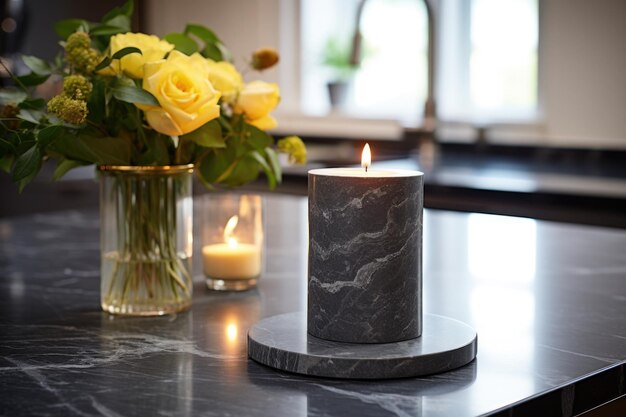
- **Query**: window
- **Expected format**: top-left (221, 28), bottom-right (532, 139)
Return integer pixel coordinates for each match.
top-left (440, 0), bottom-right (539, 122)
top-left (299, 0), bottom-right (539, 127)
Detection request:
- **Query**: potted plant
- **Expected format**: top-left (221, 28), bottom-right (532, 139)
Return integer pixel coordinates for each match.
top-left (322, 36), bottom-right (359, 110)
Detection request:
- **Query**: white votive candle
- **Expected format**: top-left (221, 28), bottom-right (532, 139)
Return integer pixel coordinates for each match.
top-left (202, 241), bottom-right (262, 280)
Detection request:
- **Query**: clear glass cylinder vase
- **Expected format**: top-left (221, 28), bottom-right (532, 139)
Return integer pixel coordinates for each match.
top-left (98, 165), bottom-right (194, 316)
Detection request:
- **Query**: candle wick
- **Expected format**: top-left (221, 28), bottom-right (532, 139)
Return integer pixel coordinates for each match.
top-left (365, 166), bottom-right (368, 173)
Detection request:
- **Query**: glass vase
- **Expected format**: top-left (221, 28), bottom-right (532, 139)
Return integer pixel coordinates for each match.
top-left (98, 165), bottom-right (194, 316)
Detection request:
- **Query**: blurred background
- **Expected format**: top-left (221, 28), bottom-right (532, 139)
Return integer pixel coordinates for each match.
top-left (1, 0), bottom-right (625, 227)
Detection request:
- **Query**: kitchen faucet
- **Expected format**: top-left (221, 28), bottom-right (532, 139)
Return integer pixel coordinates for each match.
top-left (349, 0), bottom-right (437, 135)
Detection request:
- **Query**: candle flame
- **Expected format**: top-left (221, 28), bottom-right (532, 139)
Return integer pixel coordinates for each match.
top-left (361, 143), bottom-right (371, 172)
top-left (224, 215), bottom-right (239, 243)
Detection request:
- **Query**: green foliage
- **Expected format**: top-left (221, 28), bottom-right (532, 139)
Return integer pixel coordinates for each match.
top-left (55, 0), bottom-right (133, 46)
top-left (16, 72), bottom-right (50, 87)
top-left (111, 85), bottom-right (159, 107)
top-left (52, 159), bottom-right (86, 181)
top-left (16, 109), bottom-right (43, 125)
top-left (37, 125), bottom-right (63, 147)
top-left (55, 19), bottom-right (89, 40)
top-left (322, 36), bottom-right (359, 80)
top-left (195, 115), bottom-right (281, 190)
top-left (95, 46), bottom-right (142, 72)
top-left (49, 135), bottom-right (131, 165)
top-left (163, 23), bottom-right (232, 62)
top-left (12, 145), bottom-right (41, 182)
top-left (0, 90), bottom-right (27, 104)
top-left (164, 33), bottom-right (199, 55)
top-left (22, 56), bottom-right (51, 75)
top-left (181, 120), bottom-right (224, 148)
top-left (19, 98), bottom-right (46, 110)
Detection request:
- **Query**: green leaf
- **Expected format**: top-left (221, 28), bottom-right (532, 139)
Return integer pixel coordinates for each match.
top-left (174, 137), bottom-right (196, 164)
top-left (227, 154), bottom-right (260, 187)
top-left (37, 125), bottom-right (64, 147)
top-left (111, 85), bottom-right (159, 107)
top-left (52, 159), bottom-right (85, 181)
top-left (54, 52), bottom-right (64, 70)
top-left (0, 90), bottom-right (27, 105)
top-left (50, 135), bottom-right (131, 165)
top-left (22, 56), bottom-right (51, 75)
top-left (243, 123), bottom-right (273, 150)
top-left (137, 135), bottom-right (171, 165)
top-left (264, 147), bottom-right (282, 184)
top-left (87, 78), bottom-right (106, 123)
top-left (164, 33), bottom-right (198, 55)
top-left (17, 109), bottom-right (43, 125)
top-left (94, 56), bottom-right (112, 72)
top-left (104, 15), bottom-right (131, 32)
top-left (217, 115), bottom-right (233, 133)
top-left (12, 145), bottom-right (42, 182)
top-left (249, 150), bottom-right (276, 189)
top-left (181, 120), bottom-right (224, 148)
top-left (184, 24), bottom-right (220, 44)
top-left (216, 42), bottom-right (232, 62)
top-left (16, 72), bottom-right (50, 87)
top-left (55, 19), bottom-right (89, 39)
top-left (111, 46), bottom-right (142, 60)
top-left (0, 137), bottom-right (15, 153)
top-left (201, 43), bottom-right (223, 61)
top-left (18, 98), bottom-right (46, 110)
top-left (101, 0), bottom-right (134, 22)
top-left (198, 149), bottom-right (231, 184)
top-left (120, 0), bottom-right (135, 17)
top-left (13, 129), bottom-right (33, 144)
top-left (0, 154), bottom-right (14, 173)
top-left (95, 46), bottom-right (141, 72)
top-left (90, 24), bottom-right (127, 36)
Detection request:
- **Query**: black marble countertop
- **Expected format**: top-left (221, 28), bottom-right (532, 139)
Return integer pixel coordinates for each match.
top-left (1, 195), bottom-right (625, 416)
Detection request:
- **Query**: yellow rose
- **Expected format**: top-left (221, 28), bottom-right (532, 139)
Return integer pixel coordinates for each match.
top-left (235, 81), bottom-right (280, 126)
top-left (248, 115), bottom-right (277, 130)
top-left (204, 60), bottom-right (243, 102)
top-left (140, 50), bottom-right (221, 136)
top-left (109, 33), bottom-right (174, 79)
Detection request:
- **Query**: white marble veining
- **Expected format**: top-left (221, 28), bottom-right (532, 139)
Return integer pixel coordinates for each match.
top-left (316, 385), bottom-right (421, 417)
top-left (308, 174), bottom-right (423, 343)
top-left (248, 312), bottom-right (477, 379)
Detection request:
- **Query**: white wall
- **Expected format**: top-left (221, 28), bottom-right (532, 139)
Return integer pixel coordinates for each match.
top-left (144, 0), bottom-right (626, 149)
top-left (540, 0), bottom-right (626, 148)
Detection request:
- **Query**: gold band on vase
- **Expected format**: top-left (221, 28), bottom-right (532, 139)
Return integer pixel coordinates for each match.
top-left (97, 164), bottom-right (194, 175)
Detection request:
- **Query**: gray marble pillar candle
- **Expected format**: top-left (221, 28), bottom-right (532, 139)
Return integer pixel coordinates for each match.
top-left (308, 168), bottom-right (423, 343)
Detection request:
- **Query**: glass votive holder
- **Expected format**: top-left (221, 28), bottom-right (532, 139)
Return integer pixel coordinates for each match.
top-left (202, 193), bottom-right (264, 291)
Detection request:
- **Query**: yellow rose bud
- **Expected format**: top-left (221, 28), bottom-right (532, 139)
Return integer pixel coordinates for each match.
top-left (235, 80), bottom-right (280, 122)
top-left (204, 59), bottom-right (243, 103)
top-left (247, 114), bottom-right (277, 130)
top-left (110, 33), bottom-right (174, 79)
top-left (140, 50), bottom-right (221, 136)
top-left (251, 47), bottom-right (280, 71)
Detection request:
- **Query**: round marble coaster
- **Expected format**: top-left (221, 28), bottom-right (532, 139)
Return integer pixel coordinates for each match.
top-left (248, 312), bottom-right (477, 379)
